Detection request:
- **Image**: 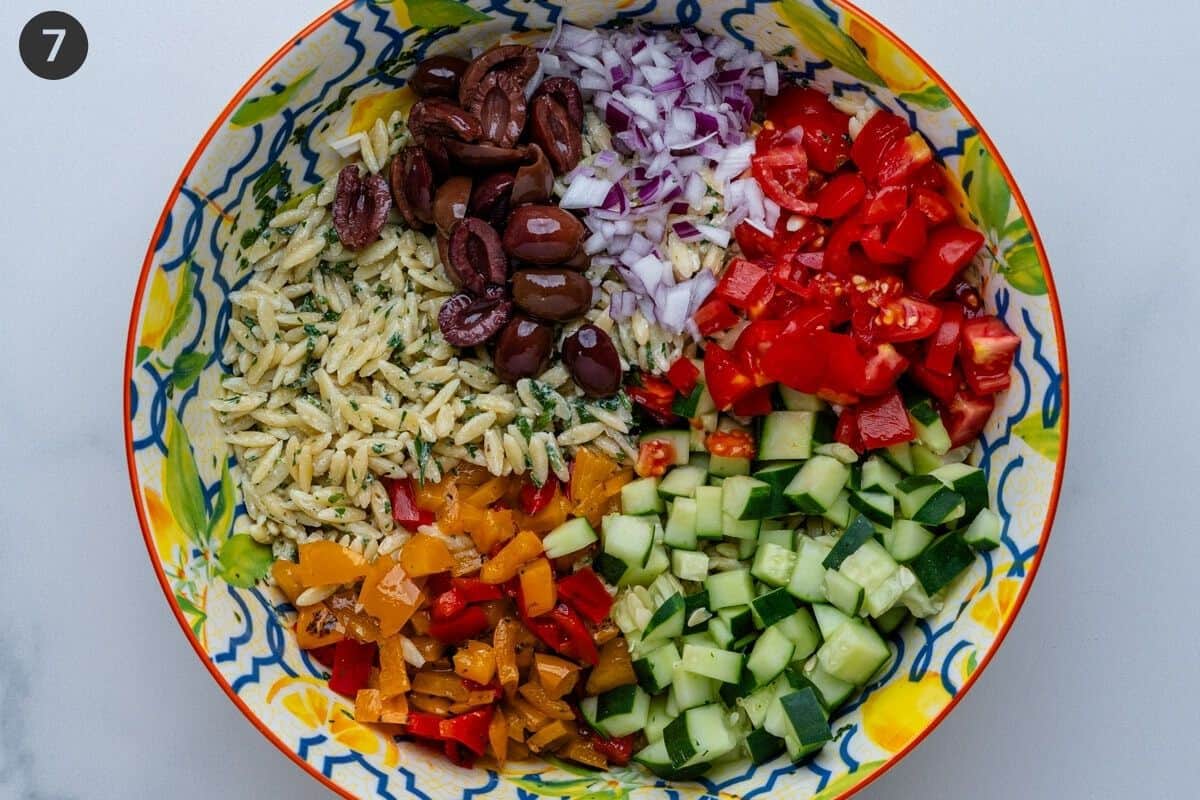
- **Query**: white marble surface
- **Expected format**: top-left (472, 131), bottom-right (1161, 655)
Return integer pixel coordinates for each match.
top-left (0, 0), bottom-right (1196, 797)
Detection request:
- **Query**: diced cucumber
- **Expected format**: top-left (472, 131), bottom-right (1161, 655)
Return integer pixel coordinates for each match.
top-left (751, 542), bottom-right (797, 588)
top-left (579, 695), bottom-right (601, 730)
top-left (873, 605), bottom-right (909, 635)
top-left (906, 397), bottom-right (951, 455)
top-left (645, 695), bottom-right (673, 743)
top-left (862, 565), bottom-right (915, 618)
top-left (910, 443), bottom-right (945, 474)
top-left (822, 491), bottom-right (853, 528)
top-left (745, 728), bottom-right (787, 764)
top-left (779, 386), bottom-right (826, 412)
top-left (787, 538), bottom-right (831, 604)
top-left (861, 455), bottom-right (903, 496)
top-left (785, 455), bottom-right (851, 513)
top-left (964, 507), bottom-right (1002, 550)
top-left (759, 411), bottom-right (816, 461)
top-left (737, 535), bottom-right (758, 560)
top-left (811, 603), bottom-right (851, 639)
top-left (883, 442), bottom-right (915, 474)
top-left (707, 616), bottom-right (734, 649)
top-left (899, 569), bottom-right (943, 617)
top-left (694, 485), bottom-right (724, 539)
top-left (848, 490), bottom-right (895, 527)
top-left (750, 588), bottom-right (798, 628)
top-left (746, 625), bottom-right (795, 687)
top-left (634, 641), bottom-right (681, 694)
top-left (721, 475), bottom-right (773, 520)
top-left (671, 549), bottom-right (710, 582)
top-left (780, 687), bottom-right (833, 747)
top-left (658, 465), bottom-right (708, 499)
top-left (708, 454), bottom-right (751, 477)
top-left (823, 569), bottom-right (865, 616)
top-left (672, 382), bottom-right (708, 418)
top-left (758, 527), bottom-right (795, 550)
top-left (602, 514), bottom-right (654, 567)
top-left (681, 643), bottom-right (744, 684)
top-left (663, 704), bottom-right (737, 767)
top-left (689, 452), bottom-right (711, 471)
top-left (622, 477), bottom-right (666, 515)
top-left (753, 462), bottom-right (802, 517)
top-left (664, 497), bottom-right (699, 550)
top-left (669, 666), bottom-right (718, 712)
top-left (909, 531), bottom-right (976, 594)
top-left (595, 684), bottom-right (652, 737)
top-left (722, 512), bottom-right (762, 540)
top-left (738, 682), bottom-right (777, 728)
top-left (930, 463), bottom-right (988, 519)
top-left (718, 605), bottom-right (756, 640)
top-left (812, 410), bottom-right (837, 445)
top-left (838, 538), bottom-right (899, 593)
top-left (634, 739), bottom-right (712, 780)
top-left (802, 661), bottom-right (856, 711)
top-left (639, 429), bottom-right (691, 465)
top-left (643, 592), bottom-right (686, 645)
top-left (705, 569), bottom-right (756, 609)
top-left (784, 733), bottom-right (824, 764)
top-left (592, 551), bottom-right (627, 584)
top-left (816, 619), bottom-right (891, 685)
top-left (618, 543), bottom-right (670, 586)
top-left (762, 679), bottom-right (793, 739)
top-left (883, 519), bottom-right (934, 562)
top-left (774, 607), bottom-right (822, 660)
top-left (543, 517), bottom-right (597, 558)
top-left (823, 514), bottom-right (876, 569)
top-left (683, 590), bottom-right (711, 633)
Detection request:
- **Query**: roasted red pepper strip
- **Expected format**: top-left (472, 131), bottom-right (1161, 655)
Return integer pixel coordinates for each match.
top-left (856, 389), bottom-right (915, 450)
top-left (519, 474), bottom-right (559, 516)
top-left (587, 731), bottom-right (636, 765)
top-left (665, 358), bottom-right (701, 395)
top-left (439, 707), bottom-right (494, 756)
top-left (327, 638), bottom-right (377, 698)
top-left (715, 258), bottom-right (772, 310)
top-left (406, 711), bottom-right (446, 741)
top-left (557, 568), bottom-right (614, 626)
top-left (385, 477), bottom-right (435, 528)
top-left (703, 345), bottom-right (755, 410)
top-left (693, 297), bottom-right (740, 336)
top-left (547, 603), bottom-right (599, 666)
top-left (427, 605), bottom-right (489, 643)
top-left (431, 588), bottom-right (468, 622)
top-left (451, 577), bottom-right (504, 604)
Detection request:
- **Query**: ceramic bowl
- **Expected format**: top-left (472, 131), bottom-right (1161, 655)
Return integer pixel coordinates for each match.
top-left (124, 1), bottom-right (1068, 797)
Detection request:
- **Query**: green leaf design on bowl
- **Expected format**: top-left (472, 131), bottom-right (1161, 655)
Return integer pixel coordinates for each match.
top-left (899, 84), bottom-right (951, 110)
top-left (161, 262), bottom-right (196, 350)
top-left (402, 0), bottom-right (490, 28)
top-left (218, 534), bottom-right (274, 588)
top-left (164, 407), bottom-right (209, 544)
top-left (811, 760), bottom-right (886, 800)
top-left (1000, 242), bottom-right (1047, 296)
top-left (961, 136), bottom-right (1011, 236)
top-left (171, 350), bottom-right (209, 390)
top-left (777, 0), bottom-right (882, 85)
top-left (232, 68), bottom-right (317, 127)
top-left (1014, 414), bottom-right (1059, 460)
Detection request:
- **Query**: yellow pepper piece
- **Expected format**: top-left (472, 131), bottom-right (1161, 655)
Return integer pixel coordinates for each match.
top-left (355, 689), bottom-right (383, 723)
top-left (564, 737), bottom-right (607, 769)
top-left (271, 560), bottom-right (306, 604)
top-left (493, 618), bottom-right (520, 695)
top-left (466, 476), bottom-right (509, 507)
top-left (297, 540), bottom-right (368, 587)
top-left (518, 557), bottom-right (557, 617)
top-left (412, 670), bottom-right (469, 701)
top-left (489, 707), bottom-right (509, 765)
top-left (533, 653), bottom-right (580, 699)
top-left (527, 719), bottom-right (571, 752)
top-left (453, 640), bottom-right (497, 686)
top-left (468, 507), bottom-right (516, 554)
top-left (379, 693), bottom-right (410, 725)
top-left (295, 603), bottom-right (345, 650)
top-left (585, 637), bottom-right (637, 695)
top-left (518, 681), bottom-right (574, 720)
top-left (399, 533), bottom-right (455, 577)
top-left (378, 636), bottom-right (411, 697)
top-left (358, 558), bottom-right (423, 637)
top-left (480, 530), bottom-right (544, 584)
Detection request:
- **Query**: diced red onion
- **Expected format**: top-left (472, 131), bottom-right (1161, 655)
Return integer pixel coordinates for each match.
top-left (673, 220), bottom-right (702, 241)
top-left (560, 175), bottom-right (616, 210)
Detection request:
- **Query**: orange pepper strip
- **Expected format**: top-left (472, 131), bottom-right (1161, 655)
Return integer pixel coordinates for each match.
top-left (354, 689), bottom-right (383, 723)
top-left (408, 635), bottom-right (444, 662)
top-left (533, 654), bottom-right (580, 699)
top-left (480, 530), bottom-right (544, 584)
top-left (506, 704), bottom-right (526, 742)
top-left (453, 640), bottom-right (497, 686)
top-left (494, 619), bottom-right (520, 695)
top-left (564, 737), bottom-right (607, 769)
top-left (489, 707), bottom-right (509, 766)
top-left (378, 636), bottom-right (410, 697)
top-left (411, 670), bottom-right (469, 701)
top-left (508, 740), bottom-right (531, 761)
top-left (508, 696), bottom-right (551, 732)
top-left (409, 694), bottom-right (452, 715)
top-left (518, 681), bottom-right (574, 720)
top-left (466, 476), bottom-right (509, 507)
top-left (295, 604), bottom-right (344, 649)
top-left (527, 720), bottom-right (571, 752)
top-left (379, 693), bottom-right (409, 725)
top-left (469, 508), bottom-right (516, 554)
top-left (399, 533), bottom-right (456, 577)
top-left (359, 558), bottom-right (423, 637)
top-left (585, 637), bottom-right (637, 695)
top-left (449, 691), bottom-right (501, 714)
top-left (271, 560), bottom-right (306, 604)
top-left (414, 477), bottom-right (453, 512)
top-left (297, 540), bottom-right (368, 587)
top-left (518, 558), bottom-right (557, 617)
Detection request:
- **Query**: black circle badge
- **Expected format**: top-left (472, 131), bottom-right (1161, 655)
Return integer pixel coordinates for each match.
top-left (20, 11), bottom-right (87, 80)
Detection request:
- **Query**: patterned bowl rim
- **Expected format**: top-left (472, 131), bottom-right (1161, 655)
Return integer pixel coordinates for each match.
top-left (123, 2), bottom-right (1070, 798)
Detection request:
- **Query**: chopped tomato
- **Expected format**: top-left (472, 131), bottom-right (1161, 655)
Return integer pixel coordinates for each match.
top-left (766, 86), bottom-right (852, 174)
top-left (752, 133), bottom-right (819, 213)
top-left (824, 213), bottom-right (870, 276)
top-left (834, 407), bottom-right (863, 452)
top-left (960, 315), bottom-right (1020, 395)
top-left (715, 258), bottom-right (772, 310)
top-left (860, 296), bottom-right (943, 344)
top-left (665, 358), bottom-right (700, 395)
top-left (693, 297), bottom-right (739, 336)
top-left (924, 302), bottom-right (964, 375)
top-left (734, 220), bottom-right (779, 263)
top-left (885, 208), bottom-right (928, 259)
top-left (851, 111), bottom-right (910, 183)
top-left (816, 173), bottom-right (866, 219)
top-left (819, 333), bottom-right (867, 401)
top-left (731, 385), bottom-right (774, 416)
top-left (909, 361), bottom-right (961, 404)
top-left (943, 391), bottom-right (996, 447)
top-left (875, 132), bottom-right (934, 187)
top-left (857, 342), bottom-right (910, 396)
top-left (763, 327), bottom-right (828, 394)
top-left (733, 319), bottom-right (786, 386)
top-left (911, 187), bottom-right (955, 225)
top-left (706, 430), bottom-right (756, 459)
top-left (627, 375), bottom-right (679, 425)
top-left (704, 345), bottom-right (756, 410)
top-left (860, 224), bottom-right (908, 266)
top-left (862, 186), bottom-right (908, 224)
top-left (519, 475), bottom-right (559, 516)
top-left (635, 439), bottom-right (675, 478)
top-left (856, 389), bottom-right (915, 450)
top-left (908, 224), bottom-right (986, 297)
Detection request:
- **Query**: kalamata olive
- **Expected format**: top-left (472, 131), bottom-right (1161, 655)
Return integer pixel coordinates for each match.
top-left (407, 98), bottom-right (482, 144)
top-left (468, 172), bottom-right (515, 229)
top-left (433, 176), bottom-right (472, 236)
top-left (459, 45), bottom-right (539, 108)
top-left (562, 324), bottom-right (621, 398)
top-left (512, 269), bottom-right (593, 322)
top-left (530, 94), bottom-right (583, 175)
top-left (531, 77), bottom-right (584, 128)
top-left (410, 55), bottom-right (468, 98)
top-left (562, 248), bottom-right (591, 272)
top-left (493, 316), bottom-right (554, 384)
top-left (448, 217), bottom-right (508, 293)
top-left (436, 233), bottom-right (453, 279)
top-left (438, 286), bottom-right (513, 347)
top-left (442, 139), bottom-right (529, 169)
top-left (511, 143), bottom-right (553, 205)
top-left (502, 205), bottom-right (585, 265)
top-left (468, 71), bottom-right (527, 148)
top-left (332, 165), bottom-right (391, 250)
top-left (389, 146), bottom-right (435, 229)
top-left (421, 135), bottom-right (452, 176)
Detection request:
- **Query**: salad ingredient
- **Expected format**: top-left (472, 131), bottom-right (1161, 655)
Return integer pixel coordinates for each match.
top-left (446, 217), bottom-right (508, 292)
top-left (467, 71), bottom-right (528, 148)
top-left (531, 94), bottom-right (584, 174)
top-left (436, 286), bottom-right (513, 347)
top-left (494, 316), bottom-right (555, 383)
top-left (501, 205), bottom-right (585, 265)
top-left (389, 146), bottom-right (436, 228)
top-left (512, 269), bottom-right (593, 321)
top-left (407, 97), bottom-right (483, 144)
top-left (562, 325), bottom-right (621, 398)
top-left (467, 171), bottom-right (516, 229)
top-left (512, 144), bottom-right (554, 205)
top-left (433, 175), bottom-right (472, 235)
top-left (332, 165), bottom-right (391, 249)
top-left (410, 54), bottom-right (468, 98)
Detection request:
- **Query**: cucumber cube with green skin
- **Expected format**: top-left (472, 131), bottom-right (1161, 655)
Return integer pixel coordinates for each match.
top-left (785, 456), bottom-right (851, 514)
top-left (911, 487), bottom-right (966, 525)
top-left (663, 704), bottom-right (737, 768)
top-left (753, 462), bottom-right (803, 517)
top-left (672, 549), bottom-right (710, 582)
top-left (780, 687), bottom-right (833, 746)
top-left (595, 685), bottom-right (653, 737)
top-left (681, 643), bottom-right (744, 684)
top-left (757, 527), bottom-right (795, 550)
top-left (721, 475), bottom-right (773, 520)
top-left (775, 608), bottom-right (822, 661)
top-left (811, 603), bottom-right (852, 639)
top-left (708, 454), bottom-right (751, 477)
top-left (861, 455), bottom-right (903, 496)
top-left (621, 477), bottom-right (666, 515)
top-left (883, 442), bottom-right (915, 474)
top-left (909, 531), bottom-right (976, 594)
top-left (905, 396), bottom-right (952, 455)
top-left (758, 411), bottom-right (816, 460)
top-left (816, 619), bottom-right (891, 685)
top-left (802, 662), bottom-right (855, 711)
top-left (787, 539), bottom-right (831, 603)
top-left (722, 512), bottom-right (762, 540)
top-left (658, 465), bottom-right (709, 499)
top-left (751, 542), bottom-right (798, 587)
top-left (837, 538), bottom-right (899, 593)
top-left (822, 491), bottom-right (853, 528)
top-left (643, 592), bottom-right (686, 645)
top-left (634, 642), bottom-right (681, 694)
top-left (848, 490), bottom-right (895, 527)
top-left (874, 605), bottom-right (909, 634)
top-left (664, 497), bottom-right (699, 550)
top-left (745, 729), bottom-right (787, 764)
top-left (746, 625), bottom-right (795, 687)
top-left (822, 569), bottom-right (864, 616)
top-left (618, 544), bottom-right (670, 587)
top-left (695, 486), bottom-right (724, 539)
top-left (823, 514), bottom-right (877, 569)
top-left (644, 695), bottom-right (673, 743)
top-left (543, 517), bottom-right (597, 558)
top-left (964, 507), bottom-right (1003, 550)
top-left (602, 514), bottom-right (655, 566)
top-left (669, 667), bottom-right (718, 713)
top-left (779, 386), bottom-right (827, 412)
top-left (931, 463), bottom-right (989, 519)
top-left (883, 519), bottom-right (935, 562)
top-left (705, 569), bottom-right (756, 609)
top-left (750, 588), bottom-right (798, 628)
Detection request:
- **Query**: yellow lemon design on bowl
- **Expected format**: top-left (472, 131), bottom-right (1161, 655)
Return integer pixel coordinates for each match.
top-left (846, 19), bottom-right (929, 94)
top-left (862, 675), bottom-right (950, 753)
